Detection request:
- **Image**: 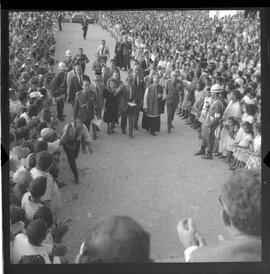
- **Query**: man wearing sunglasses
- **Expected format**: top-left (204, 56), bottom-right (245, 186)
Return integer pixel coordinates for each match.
top-left (177, 168), bottom-right (261, 262)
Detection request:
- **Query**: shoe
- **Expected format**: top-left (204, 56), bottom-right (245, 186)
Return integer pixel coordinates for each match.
top-left (129, 135), bottom-right (134, 138)
top-left (134, 125), bottom-right (139, 130)
top-left (62, 114), bottom-right (66, 117)
top-left (195, 150), bottom-right (205, 156)
top-left (219, 155), bottom-right (226, 159)
top-left (198, 135), bottom-right (203, 139)
top-left (167, 129), bottom-right (172, 134)
top-left (111, 128), bottom-right (115, 133)
top-left (171, 124), bottom-right (174, 128)
top-left (93, 135), bottom-right (97, 140)
top-left (57, 181), bottom-right (66, 188)
top-left (213, 152), bottom-right (221, 156)
top-left (58, 117), bottom-right (65, 121)
top-left (202, 154), bottom-right (213, 160)
top-left (122, 130), bottom-right (126, 134)
top-left (150, 131), bottom-right (157, 136)
top-left (194, 124), bottom-right (201, 130)
top-left (74, 176), bottom-right (79, 184)
top-left (229, 165), bottom-right (238, 170)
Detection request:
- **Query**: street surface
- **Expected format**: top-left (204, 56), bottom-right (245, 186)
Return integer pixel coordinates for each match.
top-left (54, 22), bottom-right (231, 262)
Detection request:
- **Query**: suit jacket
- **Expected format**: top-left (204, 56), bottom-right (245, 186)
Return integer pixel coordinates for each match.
top-left (68, 74), bottom-right (90, 104)
top-left (121, 41), bottom-right (132, 56)
top-left (165, 78), bottom-right (184, 105)
top-left (140, 58), bottom-right (153, 77)
top-left (134, 73), bottom-right (145, 104)
top-left (189, 236), bottom-right (261, 262)
top-left (119, 84), bottom-right (137, 112)
top-left (90, 83), bottom-right (105, 111)
top-left (144, 75), bottom-right (153, 89)
top-left (51, 71), bottom-right (67, 98)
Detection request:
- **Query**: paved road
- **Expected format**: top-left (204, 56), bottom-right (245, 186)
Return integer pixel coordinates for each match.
top-left (54, 23), bottom-right (231, 263)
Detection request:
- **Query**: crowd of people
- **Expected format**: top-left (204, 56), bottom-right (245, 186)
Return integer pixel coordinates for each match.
top-left (8, 10), bottom-right (262, 264)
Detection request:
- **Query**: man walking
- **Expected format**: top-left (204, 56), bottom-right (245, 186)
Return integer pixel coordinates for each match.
top-left (81, 18), bottom-right (89, 40)
top-left (165, 70), bottom-right (184, 133)
top-left (58, 13), bottom-right (63, 31)
top-left (96, 39), bottom-right (110, 65)
top-left (73, 48), bottom-right (89, 74)
top-left (51, 62), bottom-right (67, 121)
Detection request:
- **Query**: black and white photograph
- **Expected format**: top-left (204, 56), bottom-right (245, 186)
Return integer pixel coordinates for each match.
top-left (4, 8), bottom-right (267, 270)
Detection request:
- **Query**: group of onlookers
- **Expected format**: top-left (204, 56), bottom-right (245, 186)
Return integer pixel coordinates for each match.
top-left (8, 10), bottom-right (262, 264)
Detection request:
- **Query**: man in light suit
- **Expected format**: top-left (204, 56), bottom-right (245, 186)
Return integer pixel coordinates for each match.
top-left (165, 70), bottom-right (184, 133)
top-left (67, 65), bottom-right (90, 106)
top-left (177, 169), bottom-right (261, 262)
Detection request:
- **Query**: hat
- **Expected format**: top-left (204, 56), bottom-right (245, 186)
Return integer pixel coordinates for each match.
top-left (40, 128), bottom-right (55, 141)
top-left (29, 91), bottom-right (43, 98)
top-left (210, 84), bottom-right (223, 93)
top-left (235, 78), bottom-right (244, 87)
top-left (65, 49), bottom-right (72, 57)
top-left (58, 62), bottom-right (66, 70)
top-left (143, 49), bottom-right (149, 55)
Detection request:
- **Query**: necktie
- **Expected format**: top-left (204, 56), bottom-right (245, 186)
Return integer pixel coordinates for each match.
top-left (101, 46), bottom-right (104, 56)
top-left (78, 75), bottom-right (82, 86)
top-left (96, 85), bottom-right (99, 95)
top-left (137, 75), bottom-right (139, 87)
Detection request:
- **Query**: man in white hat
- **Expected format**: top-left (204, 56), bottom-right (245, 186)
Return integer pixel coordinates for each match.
top-left (51, 62), bottom-right (67, 121)
top-left (195, 84), bottom-right (225, 159)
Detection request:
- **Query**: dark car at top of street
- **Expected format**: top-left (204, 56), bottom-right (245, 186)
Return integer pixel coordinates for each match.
top-left (71, 13), bottom-right (95, 24)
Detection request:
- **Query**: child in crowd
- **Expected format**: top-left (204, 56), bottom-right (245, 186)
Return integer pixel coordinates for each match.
top-left (230, 121), bottom-right (253, 170)
top-left (21, 176), bottom-right (47, 223)
top-left (246, 122), bottom-right (261, 171)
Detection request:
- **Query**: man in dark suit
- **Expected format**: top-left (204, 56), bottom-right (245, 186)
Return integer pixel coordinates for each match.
top-left (133, 65), bottom-right (145, 130)
top-left (165, 70), bottom-right (184, 133)
top-left (51, 62), bottom-right (67, 121)
top-left (121, 36), bottom-right (132, 71)
top-left (117, 72), bottom-right (137, 138)
top-left (58, 13), bottom-right (63, 31)
top-left (140, 50), bottom-right (153, 77)
top-left (177, 169), bottom-right (261, 262)
top-left (67, 65), bottom-right (90, 106)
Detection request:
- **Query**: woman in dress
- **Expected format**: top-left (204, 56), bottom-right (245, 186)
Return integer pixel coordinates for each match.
top-left (103, 78), bottom-right (120, 135)
top-left (246, 122), bottom-right (261, 171)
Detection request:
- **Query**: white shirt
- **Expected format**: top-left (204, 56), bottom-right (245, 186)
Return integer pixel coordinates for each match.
top-left (96, 44), bottom-right (110, 59)
top-left (12, 233), bottom-right (51, 264)
top-left (20, 112), bottom-right (31, 124)
top-left (21, 192), bottom-right (44, 222)
top-left (30, 168), bottom-right (61, 215)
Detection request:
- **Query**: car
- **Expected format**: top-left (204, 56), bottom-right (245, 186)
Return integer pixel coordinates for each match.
top-left (71, 13), bottom-right (95, 24)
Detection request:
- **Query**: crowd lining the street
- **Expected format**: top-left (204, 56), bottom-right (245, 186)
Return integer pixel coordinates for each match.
top-left (8, 10), bottom-right (261, 264)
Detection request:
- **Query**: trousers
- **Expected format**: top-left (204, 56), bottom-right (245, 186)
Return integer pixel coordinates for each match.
top-left (202, 123), bottom-right (219, 154)
top-left (63, 141), bottom-right (80, 179)
top-left (56, 99), bottom-right (64, 119)
top-left (166, 102), bottom-right (178, 130)
top-left (121, 111), bottom-right (135, 137)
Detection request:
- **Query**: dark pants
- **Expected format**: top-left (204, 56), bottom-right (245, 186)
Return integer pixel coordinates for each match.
top-left (134, 110), bottom-right (140, 127)
top-left (58, 21), bottom-right (62, 31)
top-left (92, 124), bottom-right (97, 137)
top-left (83, 29), bottom-right (88, 39)
top-left (123, 54), bottom-right (130, 70)
top-left (63, 141), bottom-right (80, 179)
top-left (202, 123), bottom-right (219, 155)
top-left (56, 100), bottom-right (64, 119)
top-left (167, 103), bottom-right (178, 130)
top-left (121, 111), bottom-right (135, 137)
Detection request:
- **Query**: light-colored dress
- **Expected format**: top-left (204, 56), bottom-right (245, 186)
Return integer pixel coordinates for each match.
top-left (246, 134), bottom-right (261, 170)
top-left (235, 132), bottom-right (253, 163)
